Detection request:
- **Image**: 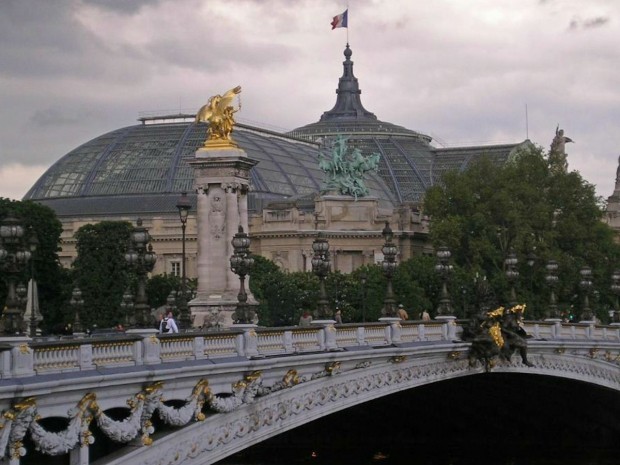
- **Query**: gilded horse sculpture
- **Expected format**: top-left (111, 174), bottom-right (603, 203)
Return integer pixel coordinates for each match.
top-left (195, 86), bottom-right (242, 148)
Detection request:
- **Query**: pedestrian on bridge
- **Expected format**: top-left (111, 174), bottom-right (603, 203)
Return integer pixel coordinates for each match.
top-left (160, 311), bottom-right (179, 334)
top-left (397, 304), bottom-right (409, 320)
top-left (299, 311), bottom-right (313, 327)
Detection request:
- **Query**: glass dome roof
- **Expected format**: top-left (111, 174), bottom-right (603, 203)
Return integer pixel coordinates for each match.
top-left (24, 120), bottom-right (397, 217)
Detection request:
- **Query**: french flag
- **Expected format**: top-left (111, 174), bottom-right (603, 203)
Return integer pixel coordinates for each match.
top-left (331, 9), bottom-right (348, 29)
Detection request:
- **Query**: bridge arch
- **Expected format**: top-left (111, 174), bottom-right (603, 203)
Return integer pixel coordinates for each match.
top-left (104, 349), bottom-right (620, 465)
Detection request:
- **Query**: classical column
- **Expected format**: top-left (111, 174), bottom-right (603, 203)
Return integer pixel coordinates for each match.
top-left (224, 183), bottom-right (240, 291)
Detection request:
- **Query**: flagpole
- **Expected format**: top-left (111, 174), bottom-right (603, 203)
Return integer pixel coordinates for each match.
top-left (347, 3), bottom-right (350, 44)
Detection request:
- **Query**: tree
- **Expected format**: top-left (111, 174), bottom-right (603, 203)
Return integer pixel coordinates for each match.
top-left (424, 146), bottom-right (620, 320)
top-left (72, 221), bottom-right (133, 328)
top-left (146, 274), bottom-right (181, 310)
top-left (0, 198), bottom-right (70, 332)
top-left (393, 256), bottom-right (438, 319)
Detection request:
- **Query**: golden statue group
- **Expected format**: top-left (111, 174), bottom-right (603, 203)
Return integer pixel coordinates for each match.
top-left (195, 86), bottom-right (242, 148)
top-left (464, 303), bottom-right (533, 372)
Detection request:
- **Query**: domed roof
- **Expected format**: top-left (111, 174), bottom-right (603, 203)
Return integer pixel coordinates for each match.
top-left (24, 120), bottom-right (397, 217)
top-left (290, 45), bottom-right (525, 203)
top-left (25, 44), bottom-right (526, 217)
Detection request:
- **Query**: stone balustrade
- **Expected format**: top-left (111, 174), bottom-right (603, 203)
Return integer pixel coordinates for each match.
top-left (0, 320), bottom-right (617, 379)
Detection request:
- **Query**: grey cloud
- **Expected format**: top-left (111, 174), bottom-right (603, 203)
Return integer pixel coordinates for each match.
top-left (146, 38), bottom-right (294, 72)
top-left (82, 0), bottom-right (162, 14)
top-left (568, 16), bottom-right (610, 31)
top-left (29, 107), bottom-right (95, 127)
top-left (584, 16), bottom-right (610, 28)
top-left (0, 1), bottom-right (103, 78)
top-left (0, 0), bottom-right (155, 81)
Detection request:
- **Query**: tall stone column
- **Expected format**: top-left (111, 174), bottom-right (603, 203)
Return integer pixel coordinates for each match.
top-left (189, 148), bottom-right (258, 327)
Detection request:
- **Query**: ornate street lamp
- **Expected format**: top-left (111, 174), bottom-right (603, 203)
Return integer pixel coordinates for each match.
top-left (544, 259), bottom-right (560, 319)
top-left (0, 215), bottom-right (31, 334)
top-left (125, 219), bottom-right (157, 327)
top-left (119, 287), bottom-right (134, 328)
top-left (176, 192), bottom-right (192, 329)
top-left (16, 282), bottom-right (27, 308)
top-left (360, 273), bottom-right (367, 323)
top-left (311, 232), bottom-right (331, 319)
top-left (27, 231), bottom-right (40, 337)
top-left (230, 226), bottom-right (255, 324)
top-left (611, 269), bottom-right (620, 323)
top-left (579, 265), bottom-right (593, 321)
top-left (381, 222), bottom-right (398, 318)
top-left (70, 287), bottom-right (84, 334)
top-left (15, 282), bottom-right (27, 333)
top-left (434, 246), bottom-right (454, 317)
top-left (504, 249), bottom-right (519, 309)
top-left (526, 250), bottom-right (537, 267)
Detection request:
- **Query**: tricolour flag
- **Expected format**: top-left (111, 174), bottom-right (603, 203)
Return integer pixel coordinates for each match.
top-left (331, 9), bottom-right (348, 29)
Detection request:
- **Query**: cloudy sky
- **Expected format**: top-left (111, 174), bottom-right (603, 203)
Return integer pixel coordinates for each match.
top-left (1, 0), bottom-right (618, 202)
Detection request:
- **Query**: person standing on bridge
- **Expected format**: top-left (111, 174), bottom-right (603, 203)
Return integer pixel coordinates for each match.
top-left (160, 311), bottom-right (179, 334)
top-left (397, 304), bottom-right (409, 320)
top-left (299, 311), bottom-right (313, 327)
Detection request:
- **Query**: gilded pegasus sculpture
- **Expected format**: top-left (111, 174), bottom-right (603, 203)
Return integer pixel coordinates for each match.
top-left (195, 86), bottom-right (242, 148)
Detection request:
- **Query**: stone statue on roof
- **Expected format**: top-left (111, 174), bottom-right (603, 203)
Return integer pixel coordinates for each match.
top-left (549, 125), bottom-right (573, 174)
top-left (318, 135), bottom-right (380, 198)
top-left (195, 86), bottom-right (242, 148)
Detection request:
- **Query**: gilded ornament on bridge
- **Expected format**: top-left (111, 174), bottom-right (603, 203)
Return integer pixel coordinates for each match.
top-left (195, 86), bottom-right (242, 149)
top-left (282, 369), bottom-right (300, 386)
top-left (244, 370), bottom-right (262, 382)
top-left (325, 361), bottom-right (341, 375)
top-left (463, 303), bottom-right (533, 372)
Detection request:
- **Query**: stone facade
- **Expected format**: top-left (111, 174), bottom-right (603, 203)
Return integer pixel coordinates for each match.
top-left (250, 194), bottom-right (431, 272)
top-left (55, 195), bottom-right (430, 279)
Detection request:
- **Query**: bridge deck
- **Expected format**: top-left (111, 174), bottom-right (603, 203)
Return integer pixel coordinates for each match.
top-left (0, 320), bottom-right (617, 465)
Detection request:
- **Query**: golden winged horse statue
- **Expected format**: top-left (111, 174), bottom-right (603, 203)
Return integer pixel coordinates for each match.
top-left (195, 85), bottom-right (242, 148)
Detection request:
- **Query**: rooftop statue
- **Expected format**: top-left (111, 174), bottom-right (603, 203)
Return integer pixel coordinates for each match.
top-left (318, 136), bottom-right (380, 198)
top-left (549, 125), bottom-right (573, 174)
top-left (195, 86), bottom-right (242, 148)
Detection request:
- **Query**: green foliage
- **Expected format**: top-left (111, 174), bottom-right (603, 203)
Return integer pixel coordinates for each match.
top-left (249, 257), bottom-right (392, 325)
top-left (253, 265), bottom-right (318, 326)
top-left (0, 198), bottom-right (70, 331)
top-left (146, 274), bottom-right (181, 309)
top-left (393, 256), bottom-right (438, 318)
top-left (424, 145), bottom-right (620, 320)
top-left (72, 221), bottom-right (133, 328)
top-left (348, 265), bottom-right (388, 322)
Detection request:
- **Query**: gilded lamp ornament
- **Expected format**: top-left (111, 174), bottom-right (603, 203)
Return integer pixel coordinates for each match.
top-left (195, 85), bottom-right (242, 148)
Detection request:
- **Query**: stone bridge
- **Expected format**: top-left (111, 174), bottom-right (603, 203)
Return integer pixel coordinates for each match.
top-left (0, 319), bottom-right (618, 465)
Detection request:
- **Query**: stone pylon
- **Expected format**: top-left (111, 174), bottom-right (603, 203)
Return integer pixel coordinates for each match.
top-left (189, 146), bottom-right (258, 327)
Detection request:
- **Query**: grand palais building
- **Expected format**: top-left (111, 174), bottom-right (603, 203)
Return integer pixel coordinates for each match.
top-left (23, 46), bottom-right (530, 277)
